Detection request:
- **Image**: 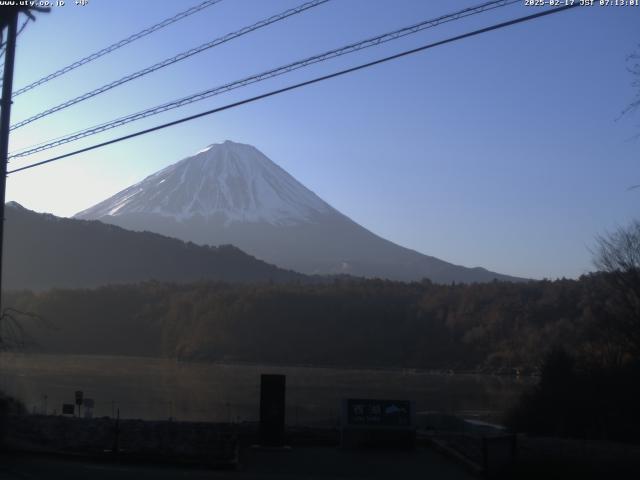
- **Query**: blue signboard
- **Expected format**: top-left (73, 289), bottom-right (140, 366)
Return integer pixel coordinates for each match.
top-left (345, 399), bottom-right (412, 427)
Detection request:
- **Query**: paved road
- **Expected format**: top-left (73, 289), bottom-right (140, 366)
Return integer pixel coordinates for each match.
top-left (0, 447), bottom-right (475, 479)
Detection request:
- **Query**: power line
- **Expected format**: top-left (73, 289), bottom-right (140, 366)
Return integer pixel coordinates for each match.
top-left (9, 0), bottom-right (518, 159)
top-left (1, 16), bottom-right (30, 54)
top-left (7, 3), bottom-right (579, 176)
top-left (11, 0), bottom-right (224, 98)
top-left (16, 16), bottom-right (30, 37)
top-left (0, 16), bottom-right (30, 88)
top-left (10, 0), bottom-right (330, 131)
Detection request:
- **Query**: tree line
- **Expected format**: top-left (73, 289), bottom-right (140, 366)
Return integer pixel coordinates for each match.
top-left (1, 271), bottom-right (630, 372)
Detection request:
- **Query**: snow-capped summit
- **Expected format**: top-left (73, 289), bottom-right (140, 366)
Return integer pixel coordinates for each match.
top-left (75, 141), bottom-right (522, 283)
top-left (76, 140), bottom-right (332, 226)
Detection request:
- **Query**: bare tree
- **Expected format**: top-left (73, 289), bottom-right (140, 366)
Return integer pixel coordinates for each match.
top-left (0, 307), bottom-right (43, 351)
top-left (595, 221), bottom-right (640, 272)
top-left (593, 221), bottom-right (640, 359)
top-left (622, 45), bottom-right (640, 118)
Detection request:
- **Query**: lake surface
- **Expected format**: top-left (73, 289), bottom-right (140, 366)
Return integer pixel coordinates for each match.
top-left (0, 354), bottom-right (534, 425)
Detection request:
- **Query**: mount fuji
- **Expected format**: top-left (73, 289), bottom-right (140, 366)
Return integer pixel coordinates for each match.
top-left (75, 140), bottom-right (522, 283)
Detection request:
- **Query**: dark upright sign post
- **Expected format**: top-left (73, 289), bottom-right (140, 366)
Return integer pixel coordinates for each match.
top-left (259, 374), bottom-right (285, 447)
top-left (75, 390), bottom-right (84, 417)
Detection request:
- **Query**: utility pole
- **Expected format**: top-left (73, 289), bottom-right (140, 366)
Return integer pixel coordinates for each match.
top-left (0, 9), bottom-right (19, 316)
top-left (0, 6), bottom-right (48, 315)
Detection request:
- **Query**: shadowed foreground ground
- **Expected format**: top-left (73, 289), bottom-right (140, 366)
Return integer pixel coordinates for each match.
top-left (0, 447), bottom-right (475, 480)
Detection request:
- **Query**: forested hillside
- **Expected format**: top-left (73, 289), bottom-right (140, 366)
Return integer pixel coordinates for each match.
top-left (3, 274), bottom-right (620, 371)
top-left (3, 202), bottom-right (306, 290)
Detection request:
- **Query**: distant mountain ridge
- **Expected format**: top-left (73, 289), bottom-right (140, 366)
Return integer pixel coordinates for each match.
top-left (3, 202), bottom-right (306, 291)
top-left (75, 140), bottom-right (524, 283)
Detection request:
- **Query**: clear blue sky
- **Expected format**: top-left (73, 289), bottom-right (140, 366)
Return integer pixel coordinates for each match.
top-left (4, 0), bottom-right (639, 280)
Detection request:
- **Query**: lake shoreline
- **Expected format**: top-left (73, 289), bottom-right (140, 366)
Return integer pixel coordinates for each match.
top-left (1, 351), bottom-right (540, 378)
top-left (0, 353), bottom-right (533, 424)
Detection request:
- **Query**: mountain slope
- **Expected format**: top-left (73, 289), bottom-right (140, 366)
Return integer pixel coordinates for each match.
top-left (77, 140), bottom-right (333, 225)
top-left (75, 140), bottom-right (523, 283)
top-left (3, 202), bottom-right (306, 291)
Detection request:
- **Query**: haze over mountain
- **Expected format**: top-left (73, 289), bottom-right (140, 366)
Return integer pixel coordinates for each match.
top-left (75, 141), bottom-right (523, 283)
top-left (3, 202), bottom-right (305, 291)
